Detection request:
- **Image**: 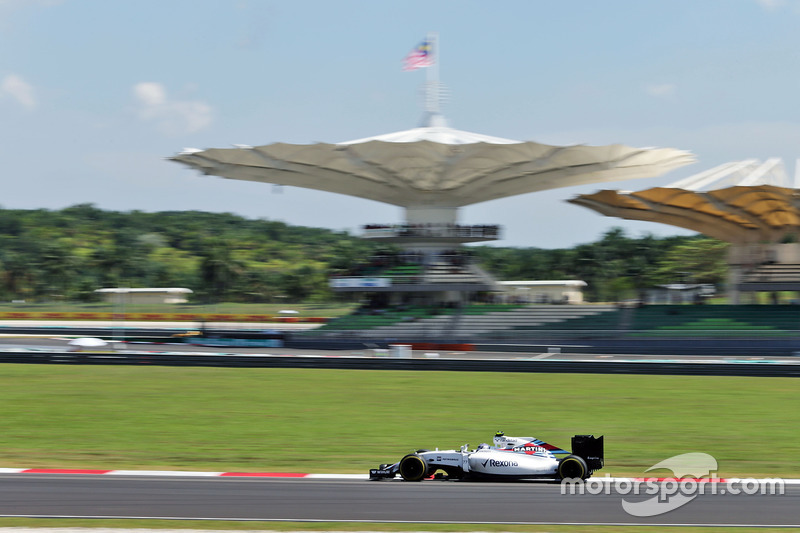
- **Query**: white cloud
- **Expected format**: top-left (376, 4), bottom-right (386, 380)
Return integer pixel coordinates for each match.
top-left (753, 0), bottom-right (800, 11)
top-left (0, 0), bottom-right (63, 20)
top-left (133, 81), bottom-right (213, 135)
top-left (644, 83), bottom-right (677, 98)
top-left (1, 74), bottom-right (36, 109)
top-left (0, 0), bottom-right (63, 5)
top-left (755, 0), bottom-right (787, 10)
top-left (134, 81), bottom-right (166, 107)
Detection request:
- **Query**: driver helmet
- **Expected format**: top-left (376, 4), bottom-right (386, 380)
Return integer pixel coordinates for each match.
top-left (493, 431), bottom-right (507, 448)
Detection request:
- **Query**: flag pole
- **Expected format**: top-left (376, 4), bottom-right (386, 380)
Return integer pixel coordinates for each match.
top-left (422, 31), bottom-right (446, 126)
top-left (426, 31), bottom-right (439, 118)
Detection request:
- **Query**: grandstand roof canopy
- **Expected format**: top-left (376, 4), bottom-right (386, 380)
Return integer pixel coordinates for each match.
top-left (171, 124), bottom-right (694, 209)
top-left (569, 158), bottom-right (800, 244)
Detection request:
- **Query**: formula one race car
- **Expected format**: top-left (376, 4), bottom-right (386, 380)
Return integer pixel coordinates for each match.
top-left (369, 432), bottom-right (603, 481)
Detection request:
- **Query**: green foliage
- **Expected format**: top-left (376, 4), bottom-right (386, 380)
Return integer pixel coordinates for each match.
top-left (0, 204), bottom-right (378, 303)
top-left (649, 238), bottom-right (729, 285)
top-left (472, 228), bottom-right (728, 301)
top-left (0, 205), bottom-right (727, 303)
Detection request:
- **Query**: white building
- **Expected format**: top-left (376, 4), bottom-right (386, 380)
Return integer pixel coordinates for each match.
top-left (95, 288), bottom-right (192, 305)
top-left (495, 280), bottom-right (587, 304)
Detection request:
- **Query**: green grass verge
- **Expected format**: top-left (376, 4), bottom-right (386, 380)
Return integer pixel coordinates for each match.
top-left (1, 365), bottom-right (797, 478)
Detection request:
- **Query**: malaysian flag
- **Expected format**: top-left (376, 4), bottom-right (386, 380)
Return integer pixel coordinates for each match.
top-left (402, 39), bottom-right (434, 71)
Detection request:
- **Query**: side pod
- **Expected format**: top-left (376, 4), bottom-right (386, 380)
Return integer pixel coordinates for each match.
top-left (571, 434), bottom-right (604, 471)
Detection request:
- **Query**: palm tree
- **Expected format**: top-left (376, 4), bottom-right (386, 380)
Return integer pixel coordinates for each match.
top-left (199, 239), bottom-right (244, 303)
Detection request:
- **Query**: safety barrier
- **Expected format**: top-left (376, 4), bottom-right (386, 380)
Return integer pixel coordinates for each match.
top-left (0, 312), bottom-right (328, 323)
top-left (0, 351), bottom-right (797, 377)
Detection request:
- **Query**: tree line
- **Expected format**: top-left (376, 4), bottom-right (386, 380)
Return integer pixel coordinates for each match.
top-left (0, 205), bottom-right (728, 304)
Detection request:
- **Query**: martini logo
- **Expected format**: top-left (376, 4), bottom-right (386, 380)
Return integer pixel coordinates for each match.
top-left (514, 445), bottom-right (547, 454)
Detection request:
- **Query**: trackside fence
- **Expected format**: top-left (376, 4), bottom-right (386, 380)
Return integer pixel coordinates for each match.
top-left (0, 351), bottom-right (798, 377)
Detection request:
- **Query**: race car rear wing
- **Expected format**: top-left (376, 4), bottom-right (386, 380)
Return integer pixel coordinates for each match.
top-left (572, 434), bottom-right (604, 471)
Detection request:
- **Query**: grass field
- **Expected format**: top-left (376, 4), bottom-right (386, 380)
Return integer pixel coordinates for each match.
top-left (1, 364), bottom-right (797, 478)
top-left (0, 517), bottom-right (794, 533)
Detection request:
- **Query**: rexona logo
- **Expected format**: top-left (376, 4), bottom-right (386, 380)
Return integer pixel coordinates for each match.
top-left (482, 458), bottom-right (519, 468)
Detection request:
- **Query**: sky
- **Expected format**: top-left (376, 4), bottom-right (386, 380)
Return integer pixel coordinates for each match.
top-left (3, 0), bottom-right (800, 249)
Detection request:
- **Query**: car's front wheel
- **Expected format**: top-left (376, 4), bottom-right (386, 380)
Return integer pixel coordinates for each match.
top-left (398, 454), bottom-right (428, 481)
top-left (557, 455), bottom-right (589, 480)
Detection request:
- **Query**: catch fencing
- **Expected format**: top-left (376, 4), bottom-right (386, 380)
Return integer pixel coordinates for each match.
top-left (0, 351), bottom-right (798, 377)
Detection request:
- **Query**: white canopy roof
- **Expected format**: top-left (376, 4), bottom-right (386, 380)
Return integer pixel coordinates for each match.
top-left (171, 124), bottom-right (694, 209)
top-left (340, 125), bottom-right (521, 145)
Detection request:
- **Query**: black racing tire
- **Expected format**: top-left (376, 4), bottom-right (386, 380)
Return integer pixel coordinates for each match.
top-left (557, 455), bottom-right (589, 480)
top-left (398, 454), bottom-right (428, 481)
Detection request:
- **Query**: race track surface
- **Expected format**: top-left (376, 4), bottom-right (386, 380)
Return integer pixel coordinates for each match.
top-left (1, 474), bottom-right (797, 527)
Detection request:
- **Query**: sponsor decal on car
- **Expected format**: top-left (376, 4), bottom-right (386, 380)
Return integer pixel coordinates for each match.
top-left (514, 445), bottom-right (548, 454)
top-left (482, 458), bottom-right (519, 468)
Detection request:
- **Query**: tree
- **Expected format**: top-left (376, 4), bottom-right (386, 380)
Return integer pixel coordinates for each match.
top-left (198, 239), bottom-right (244, 302)
top-left (32, 241), bottom-right (80, 300)
top-left (649, 238), bottom-right (729, 286)
top-left (0, 250), bottom-right (31, 299)
top-left (0, 206), bottom-right (731, 304)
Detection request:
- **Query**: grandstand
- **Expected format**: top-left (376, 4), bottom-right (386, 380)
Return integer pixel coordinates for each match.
top-left (308, 304), bottom-right (800, 343)
top-left (315, 304), bottom-right (618, 341)
top-left (739, 263), bottom-right (800, 291)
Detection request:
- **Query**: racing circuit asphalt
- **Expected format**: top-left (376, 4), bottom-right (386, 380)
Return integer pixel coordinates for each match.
top-left (0, 474), bottom-right (798, 527)
top-left (2, 334), bottom-right (798, 527)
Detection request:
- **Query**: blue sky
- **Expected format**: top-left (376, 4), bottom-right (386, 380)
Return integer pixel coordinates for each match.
top-left (3, 0), bottom-right (800, 248)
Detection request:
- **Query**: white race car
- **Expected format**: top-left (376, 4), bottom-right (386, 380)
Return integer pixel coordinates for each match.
top-left (369, 432), bottom-right (603, 481)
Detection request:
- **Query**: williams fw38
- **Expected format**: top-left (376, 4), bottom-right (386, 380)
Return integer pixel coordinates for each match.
top-left (370, 432), bottom-right (604, 482)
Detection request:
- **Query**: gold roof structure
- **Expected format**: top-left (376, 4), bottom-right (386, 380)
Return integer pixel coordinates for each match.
top-left (569, 159), bottom-right (800, 244)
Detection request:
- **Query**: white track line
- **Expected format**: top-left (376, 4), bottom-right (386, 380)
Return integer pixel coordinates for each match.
top-left (2, 467), bottom-right (799, 483)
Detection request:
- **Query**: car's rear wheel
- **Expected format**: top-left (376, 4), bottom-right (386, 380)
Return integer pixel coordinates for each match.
top-left (557, 455), bottom-right (588, 480)
top-left (399, 454), bottom-right (428, 481)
